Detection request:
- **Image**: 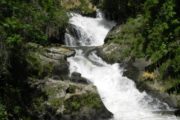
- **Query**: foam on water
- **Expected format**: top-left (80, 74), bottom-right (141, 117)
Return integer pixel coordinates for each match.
top-left (65, 12), bottom-right (115, 46)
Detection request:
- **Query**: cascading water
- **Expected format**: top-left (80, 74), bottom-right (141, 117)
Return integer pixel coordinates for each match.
top-left (65, 11), bottom-right (180, 120)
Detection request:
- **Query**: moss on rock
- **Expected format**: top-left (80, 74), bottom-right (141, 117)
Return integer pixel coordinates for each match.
top-left (64, 93), bottom-right (102, 113)
top-left (62, 0), bottom-right (97, 16)
top-left (32, 79), bottom-right (112, 120)
top-left (27, 51), bottom-right (53, 78)
top-left (25, 43), bottom-right (75, 79)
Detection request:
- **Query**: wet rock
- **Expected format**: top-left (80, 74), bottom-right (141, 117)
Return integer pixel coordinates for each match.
top-left (122, 63), bottom-right (140, 82)
top-left (52, 63), bottom-right (69, 80)
top-left (70, 72), bottom-right (89, 84)
top-left (175, 109), bottom-right (180, 116)
top-left (66, 24), bottom-right (92, 46)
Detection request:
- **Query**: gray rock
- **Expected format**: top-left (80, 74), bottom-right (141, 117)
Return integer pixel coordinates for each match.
top-left (175, 109), bottom-right (180, 116)
top-left (39, 46), bottom-right (75, 79)
top-left (97, 43), bottom-right (131, 64)
top-left (36, 79), bottom-right (112, 120)
top-left (70, 72), bottom-right (89, 84)
top-left (44, 47), bottom-right (75, 60)
top-left (52, 63), bottom-right (69, 80)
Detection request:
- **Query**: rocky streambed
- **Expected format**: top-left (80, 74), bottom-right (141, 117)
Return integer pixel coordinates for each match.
top-left (27, 43), bottom-right (112, 120)
top-left (27, 41), bottom-right (180, 120)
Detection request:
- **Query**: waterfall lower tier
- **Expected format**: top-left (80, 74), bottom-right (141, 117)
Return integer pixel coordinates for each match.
top-left (65, 12), bottom-right (179, 120)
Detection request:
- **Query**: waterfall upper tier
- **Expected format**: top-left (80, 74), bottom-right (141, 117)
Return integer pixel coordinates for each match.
top-left (65, 12), bottom-right (116, 47)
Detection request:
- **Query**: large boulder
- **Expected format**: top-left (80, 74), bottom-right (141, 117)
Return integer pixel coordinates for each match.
top-left (34, 79), bottom-right (112, 120)
top-left (97, 43), bottom-right (131, 64)
top-left (26, 43), bottom-right (75, 79)
top-left (42, 46), bottom-right (75, 80)
top-left (70, 72), bottom-right (89, 84)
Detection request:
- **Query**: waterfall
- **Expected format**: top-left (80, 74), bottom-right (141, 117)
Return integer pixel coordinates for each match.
top-left (65, 12), bottom-right (179, 120)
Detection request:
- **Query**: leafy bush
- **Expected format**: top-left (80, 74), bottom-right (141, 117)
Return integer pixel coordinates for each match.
top-left (0, 0), bottom-right (70, 119)
top-left (61, 0), bottom-right (96, 15)
top-left (101, 0), bottom-right (144, 22)
top-left (0, 0), bottom-right (69, 45)
top-left (108, 0), bottom-right (180, 91)
top-left (0, 103), bottom-right (7, 120)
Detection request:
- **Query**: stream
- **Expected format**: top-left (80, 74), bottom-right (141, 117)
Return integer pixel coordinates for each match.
top-left (65, 11), bottom-right (179, 120)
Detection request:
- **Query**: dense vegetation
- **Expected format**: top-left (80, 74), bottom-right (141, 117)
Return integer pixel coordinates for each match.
top-left (103, 0), bottom-right (180, 92)
top-left (0, 0), bottom-right (97, 119)
top-left (0, 0), bottom-right (69, 44)
top-left (0, 0), bottom-right (70, 119)
top-left (102, 0), bottom-right (144, 23)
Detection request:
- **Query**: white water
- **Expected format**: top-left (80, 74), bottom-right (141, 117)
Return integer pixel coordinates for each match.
top-left (65, 12), bottom-right (179, 120)
top-left (65, 12), bottom-right (115, 46)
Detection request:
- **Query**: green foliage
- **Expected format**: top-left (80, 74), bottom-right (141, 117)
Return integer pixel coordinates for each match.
top-left (101, 0), bottom-right (144, 22)
top-left (64, 93), bottom-right (101, 113)
top-left (0, 0), bottom-right (70, 119)
top-left (6, 34), bottom-right (23, 45)
top-left (61, 0), bottom-right (96, 15)
top-left (107, 15), bottom-right (146, 57)
top-left (78, 0), bottom-right (95, 14)
top-left (0, 0), bottom-right (69, 45)
top-left (0, 103), bottom-right (7, 120)
top-left (171, 48), bottom-right (180, 76)
top-left (90, 0), bottom-right (100, 6)
top-left (108, 0), bottom-right (180, 91)
top-left (26, 51), bottom-right (53, 78)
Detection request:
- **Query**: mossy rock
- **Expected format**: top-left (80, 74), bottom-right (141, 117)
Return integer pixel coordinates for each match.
top-left (64, 93), bottom-right (102, 113)
top-left (26, 51), bottom-right (53, 78)
top-left (32, 79), bottom-right (112, 120)
top-left (61, 0), bottom-right (97, 16)
top-left (66, 85), bottom-right (77, 93)
top-left (63, 92), bottom-right (112, 120)
top-left (26, 43), bottom-right (75, 79)
top-left (97, 43), bottom-right (131, 63)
